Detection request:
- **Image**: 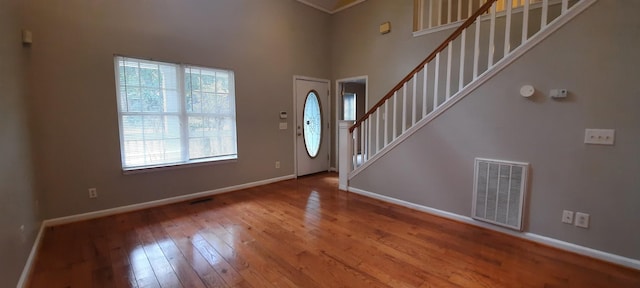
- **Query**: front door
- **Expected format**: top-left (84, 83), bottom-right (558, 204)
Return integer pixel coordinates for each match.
top-left (295, 78), bottom-right (329, 176)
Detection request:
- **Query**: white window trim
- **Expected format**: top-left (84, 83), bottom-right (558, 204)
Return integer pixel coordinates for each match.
top-left (121, 155), bottom-right (237, 175)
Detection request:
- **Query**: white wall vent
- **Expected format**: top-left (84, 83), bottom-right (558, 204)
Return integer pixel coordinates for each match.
top-left (472, 158), bottom-right (529, 231)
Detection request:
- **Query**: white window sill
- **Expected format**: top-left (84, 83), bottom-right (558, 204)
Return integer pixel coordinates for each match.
top-left (122, 155), bottom-right (238, 175)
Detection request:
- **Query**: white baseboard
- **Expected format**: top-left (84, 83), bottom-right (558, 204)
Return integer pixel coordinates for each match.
top-left (45, 174), bottom-right (295, 226)
top-left (16, 222), bottom-right (46, 288)
top-left (17, 174), bottom-right (296, 287)
top-left (329, 167), bottom-right (338, 172)
top-left (347, 186), bottom-right (640, 270)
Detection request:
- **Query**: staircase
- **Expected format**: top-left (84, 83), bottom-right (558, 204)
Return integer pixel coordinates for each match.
top-left (338, 0), bottom-right (597, 188)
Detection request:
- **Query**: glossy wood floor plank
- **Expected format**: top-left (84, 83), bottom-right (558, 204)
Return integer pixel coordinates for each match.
top-left (28, 173), bottom-right (640, 287)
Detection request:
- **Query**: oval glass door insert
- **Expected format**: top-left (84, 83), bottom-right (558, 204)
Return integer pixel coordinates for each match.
top-left (303, 90), bottom-right (322, 158)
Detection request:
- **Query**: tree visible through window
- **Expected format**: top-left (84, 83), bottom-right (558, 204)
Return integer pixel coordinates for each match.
top-left (115, 56), bottom-right (237, 170)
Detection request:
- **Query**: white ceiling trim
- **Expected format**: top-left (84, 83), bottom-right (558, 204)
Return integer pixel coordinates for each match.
top-left (296, 0), bottom-right (367, 14)
top-left (331, 0), bottom-right (367, 14)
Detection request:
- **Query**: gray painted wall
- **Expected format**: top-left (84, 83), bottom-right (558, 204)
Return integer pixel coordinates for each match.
top-left (0, 0), bottom-right (42, 286)
top-left (6, 1), bottom-right (638, 285)
top-left (22, 0), bottom-right (331, 218)
top-left (331, 1), bottom-right (448, 104)
top-left (340, 0), bottom-right (640, 259)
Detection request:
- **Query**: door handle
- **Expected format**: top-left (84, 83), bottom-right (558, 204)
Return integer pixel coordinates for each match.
top-left (297, 132), bottom-right (302, 136)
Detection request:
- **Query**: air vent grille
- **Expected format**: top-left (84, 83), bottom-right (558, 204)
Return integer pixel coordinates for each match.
top-left (472, 158), bottom-right (529, 231)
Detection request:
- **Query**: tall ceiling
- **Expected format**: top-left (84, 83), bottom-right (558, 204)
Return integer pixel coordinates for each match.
top-left (296, 0), bottom-right (366, 14)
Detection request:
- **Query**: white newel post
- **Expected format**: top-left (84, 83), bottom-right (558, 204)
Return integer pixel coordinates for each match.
top-left (338, 121), bottom-right (353, 191)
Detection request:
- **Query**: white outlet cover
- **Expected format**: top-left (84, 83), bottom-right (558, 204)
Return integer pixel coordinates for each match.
top-left (562, 210), bottom-right (574, 224)
top-left (575, 212), bottom-right (590, 228)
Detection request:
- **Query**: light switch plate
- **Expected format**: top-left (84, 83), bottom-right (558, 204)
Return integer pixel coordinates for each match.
top-left (584, 129), bottom-right (615, 145)
top-left (279, 122), bottom-right (288, 130)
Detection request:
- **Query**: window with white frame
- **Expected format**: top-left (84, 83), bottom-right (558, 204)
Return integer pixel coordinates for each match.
top-left (114, 56), bottom-right (237, 170)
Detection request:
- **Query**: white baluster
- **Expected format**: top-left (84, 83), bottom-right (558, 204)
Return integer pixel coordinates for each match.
top-left (473, 18), bottom-right (480, 79)
top-left (562, 0), bottom-right (568, 14)
top-left (437, 0), bottom-right (442, 25)
top-left (488, 2), bottom-right (496, 67)
top-left (447, 0), bottom-right (452, 24)
top-left (504, 0), bottom-right (512, 56)
top-left (541, 0), bottom-right (548, 28)
top-left (392, 91), bottom-right (397, 139)
top-left (384, 100), bottom-right (388, 146)
top-left (446, 44), bottom-right (453, 100)
top-left (468, 0), bottom-right (473, 20)
top-left (459, 28), bottom-right (466, 90)
top-left (375, 108), bottom-right (380, 154)
top-left (423, 64), bottom-right (428, 117)
top-left (361, 120), bottom-right (365, 162)
top-left (412, 75), bottom-right (417, 125)
top-left (367, 117), bottom-right (371, 160)
top-left (352, 127), bottom-right (358, 168)
top-left (457, 0), bottom-right (462, 21)
top-left (429, 0), bottom-right (435, 28)
top-left (402, 83), bottom-right (408, 132)
top-left (522, 0), bottom-right (530, 43)
top-left (434, 52), bottom-right (440, 108)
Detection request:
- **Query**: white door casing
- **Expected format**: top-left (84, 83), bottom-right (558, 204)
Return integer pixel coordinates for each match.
top-left (334, 76), bottom-right (368, 172)
top-left (295, 78), bottom-right (329, 176)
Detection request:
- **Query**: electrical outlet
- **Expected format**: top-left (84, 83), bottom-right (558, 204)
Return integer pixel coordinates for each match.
top-left (275, 161), bottom-right (280, 169)
top-left (562, 210), bottom-right (574, 224)
top-left (575, 212), bottom-right (590, 228)
top-left (88, 188), bottom-right (98, 199)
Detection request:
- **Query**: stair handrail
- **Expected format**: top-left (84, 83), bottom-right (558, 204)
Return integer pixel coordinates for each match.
top-left (349, 0), bottom-right (498, 133)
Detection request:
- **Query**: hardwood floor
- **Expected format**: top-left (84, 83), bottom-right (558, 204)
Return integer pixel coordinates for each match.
top-left (28, 173), bottom-right (639, 287)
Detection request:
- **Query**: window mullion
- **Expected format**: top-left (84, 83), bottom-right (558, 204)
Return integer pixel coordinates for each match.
top-left (179, 65), bottom-right (190, 162)
top-left (137, 61), bottom-right (148, 164)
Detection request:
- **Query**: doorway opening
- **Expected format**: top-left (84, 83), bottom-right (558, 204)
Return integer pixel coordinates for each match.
top-left (334, 76), bottom-right (368, 172)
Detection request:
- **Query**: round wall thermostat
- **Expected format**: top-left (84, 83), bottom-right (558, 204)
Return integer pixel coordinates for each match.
top-left (520, 85), bottom-right (535, 97)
